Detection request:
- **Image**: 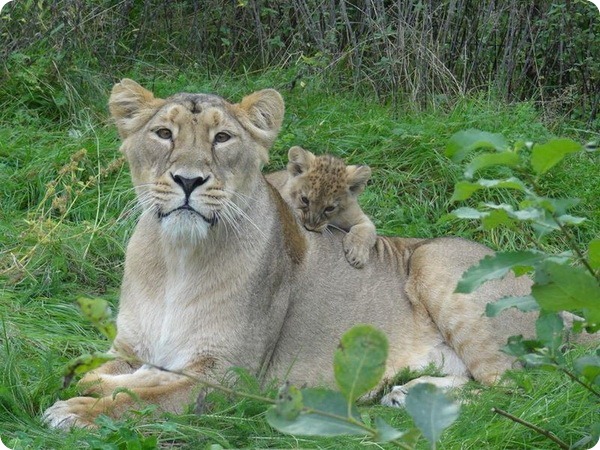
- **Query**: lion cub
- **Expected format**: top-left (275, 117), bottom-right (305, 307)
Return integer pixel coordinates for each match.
top-left (266, 146), bottom-right (377, 268)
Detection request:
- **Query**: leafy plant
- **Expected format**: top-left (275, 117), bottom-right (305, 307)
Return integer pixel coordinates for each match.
top-left (446, 129), bottom-right (600, 448)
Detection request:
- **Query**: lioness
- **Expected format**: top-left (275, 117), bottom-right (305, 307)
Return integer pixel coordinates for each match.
top-left (265, 146), bottom-right (377, 268)
top-left (44, 79), bottom-right (537, 428)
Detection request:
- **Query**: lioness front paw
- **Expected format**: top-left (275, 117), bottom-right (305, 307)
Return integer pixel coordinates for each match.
top-left (343, 233), bottom-right (370, 268)
top-left (43, 397), bottom-right (102, 429)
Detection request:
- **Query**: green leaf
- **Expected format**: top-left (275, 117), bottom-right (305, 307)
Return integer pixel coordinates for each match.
top-left (446, 129), bottom-right (509, 163)
top-left (405, 383), bottom-right (460, 444)
top-left (531, 138), bottom-right (582, 175)
top-left (502, 335), bottom-right (541, 357)
top-left (449, 207), bottom-right (488, 219)
top-left (521, 353), bottom-right (557, 370)
top-left (266, 388), bottom-right (365, 436)
top-left (532, 261), bottom-right (600, 324)
top-left (535, 312), bottom-right (564, 352)
top-left (63, 352), bottom-right (116, 388)
top-left (464, 151), bottom-right (520, 179)
top-left (334, 324), bottom-right (388, 404)
top-left (486, 295), bottom-right (539, 317)
top-left (450, 181), bottom-right (483, 202)
top-left (573, 355), bottom-right (600, 385)
top-left (450, 178), bottom-right (527, 202)
top-left (274, 383), bottom-right (303, 420)
top-left (456, 251), bottom-right (544, 294)
top-left (481, 209), bottom-right (516, 230)
top-left (373, 417), bottom-right (405, 443)
top-left (588, 239), bottom-right (600, 270)
top-left (76, 297), bottom-right (117, 341)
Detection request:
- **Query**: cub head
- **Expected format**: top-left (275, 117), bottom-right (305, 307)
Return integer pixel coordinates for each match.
top-left (109, 79), bottom-right (285, 243)
top-left (285, 146), bottom-right (371, 232)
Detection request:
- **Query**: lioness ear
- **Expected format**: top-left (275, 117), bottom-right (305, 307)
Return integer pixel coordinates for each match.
top-left (287, 146), bottom-right (315, 176)
top-left (236, 89), bottom-right (285, 165)
top-left (346, 165), bottom-right (371, 195)
top-left (109, 79), bottom-right (165, 139)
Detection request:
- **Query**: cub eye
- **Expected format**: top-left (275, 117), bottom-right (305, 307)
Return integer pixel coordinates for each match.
top-left (300, 196), bottom-right (309, 206)
top-left (324, 205), bottom-right (336, 213)
top-left (214, 132), bottom-right (231, 143)
top-left (156, 128), bottom-right (172, 140)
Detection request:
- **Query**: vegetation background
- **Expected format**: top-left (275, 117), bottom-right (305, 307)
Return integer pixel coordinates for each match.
top-left (0, 0), bottom-right (599, 448)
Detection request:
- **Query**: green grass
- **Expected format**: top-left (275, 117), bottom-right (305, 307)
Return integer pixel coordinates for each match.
top-left (1, 69), bottom-right (598, 449)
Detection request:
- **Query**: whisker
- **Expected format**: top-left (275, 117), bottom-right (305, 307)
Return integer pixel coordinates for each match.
top-left (222, 198), bottom-right (267, 240)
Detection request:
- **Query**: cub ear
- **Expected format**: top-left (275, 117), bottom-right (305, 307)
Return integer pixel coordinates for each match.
top-left (346, 165), bottom-right (371, 195)
top-left (236, 89), bottom-right (285, 165)
top-left (287, 146), bottom-right (315, 176)
top-left (109, 79), bottom-right (165, 138)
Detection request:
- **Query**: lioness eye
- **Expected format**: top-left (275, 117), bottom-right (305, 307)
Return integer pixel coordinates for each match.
top-left (324, 205), bottom-right (336, 213)
top-left (156, 128), bottom-right (172, 140)
top-left (300, 196), bottom-right (309, 206)
top-left (214, 132), bottom-right (231, 143)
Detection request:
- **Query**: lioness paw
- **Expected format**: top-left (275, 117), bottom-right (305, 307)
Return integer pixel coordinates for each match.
top-left (43, 397), bottom-right (101, 429)
top-left (343, 233), bottom-right (370, 268)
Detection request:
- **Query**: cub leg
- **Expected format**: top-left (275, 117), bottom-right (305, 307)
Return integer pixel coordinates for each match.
top-left (342, 219), bottom-right (377, 268)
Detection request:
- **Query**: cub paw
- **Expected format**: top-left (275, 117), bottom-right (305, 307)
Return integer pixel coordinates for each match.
top-left (343, 233), bottom-right (370, 268)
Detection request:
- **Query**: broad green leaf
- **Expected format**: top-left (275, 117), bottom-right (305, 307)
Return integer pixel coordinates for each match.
top-left (266, 388), bottom-right (364, 436)
top-left (486, 295), bottom-right (539, 317)
top-left (535, 312), bottom-right (564, 352)
top-left (481, 209), bottom-right (516, 230)
top-left (464, 151), bottom-right (520, 179)
top-left (63, 352), bottom-right (116, 387)
top-left (456, 251), bottom-right (544, 294)
top-left (77, 297), bottom-right (117, 341)
top-left (450, 178), bottom-right (527, 202)
top-left (449, 207), bottom-right (488, 219)
top-left (405, 383), bottom-right (460, 444)
top-left (373, 417), bottom-right (405, 443)
top-left (556, 214), bottom-right (586, 226)
top-left (532, 261), bottom-right (600, 324)
top-left (446, 129), bottom-right (509, 163)
top-left (535, 197), bottom-right (580, 215)
top-left (531, 138), bottom-right (582, 175)
top-left (588, 239), bottom-right (600, 270)
top-left (521, 353), bottom-right (557, 371)
top-left (274, 383), bottom-right (303, 420)
top-left (573, 355), bottom-right (600, 385)
top-left (450, 181), bottom-right (482, 202)
top-left (334, 324), bottom-right (388, 404)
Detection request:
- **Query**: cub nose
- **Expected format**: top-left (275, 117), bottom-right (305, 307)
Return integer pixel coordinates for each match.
top-left (171, 173), bottom-right (209, 197)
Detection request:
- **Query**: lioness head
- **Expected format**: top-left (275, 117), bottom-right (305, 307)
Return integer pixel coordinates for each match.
top-left (285, 146), bottom-right (371, 232)
top-left (109, 79), bottom-right (285, 243)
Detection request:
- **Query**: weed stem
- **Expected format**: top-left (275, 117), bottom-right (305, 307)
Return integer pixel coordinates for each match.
top-left (491, 407), bottom-right (569, 450)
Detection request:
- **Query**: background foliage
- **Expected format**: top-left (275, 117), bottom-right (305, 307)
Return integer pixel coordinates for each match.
top-left (1, 0), bottom-right (599, 123)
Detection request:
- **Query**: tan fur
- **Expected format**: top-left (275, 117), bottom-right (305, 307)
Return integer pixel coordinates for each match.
top-left (265, 147), bottom-right (377, 268)
top-left (44, 80), bottom-right (551, 428)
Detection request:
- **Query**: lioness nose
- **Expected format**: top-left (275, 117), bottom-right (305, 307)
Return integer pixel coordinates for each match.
top-left (171, 173), bottom-right (209, 197)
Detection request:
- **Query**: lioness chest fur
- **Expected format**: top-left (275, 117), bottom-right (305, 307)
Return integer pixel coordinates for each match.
top-left (44, 80), bottom-right (538, 428)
